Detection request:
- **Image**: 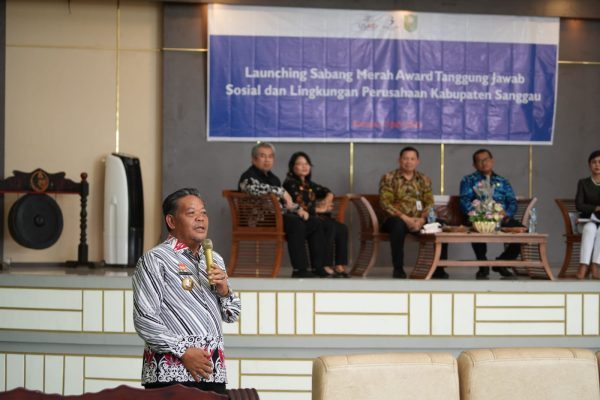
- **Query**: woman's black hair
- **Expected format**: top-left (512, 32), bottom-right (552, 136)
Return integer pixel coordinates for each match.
top-left (287, 151), bottom-right (313, 181)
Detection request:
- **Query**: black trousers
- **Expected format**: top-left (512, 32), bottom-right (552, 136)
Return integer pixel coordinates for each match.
top-left (382, 216), bottom-right (415, 272)
top-left (144, 381), bottom-right (226, 394)
top-left (321, 218), bottom-right (349, 266)
top-left (471, 217), bottom-right (524, 261)
top-left (283, 213), bottom-right (325, 272)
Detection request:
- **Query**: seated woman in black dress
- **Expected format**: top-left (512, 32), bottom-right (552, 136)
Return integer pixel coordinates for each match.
top-left (283, 152), bottom-right (349, 278)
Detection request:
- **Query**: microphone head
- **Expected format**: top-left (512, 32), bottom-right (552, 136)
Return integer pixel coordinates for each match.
top-left (202, 239), bottom-right (213, 250)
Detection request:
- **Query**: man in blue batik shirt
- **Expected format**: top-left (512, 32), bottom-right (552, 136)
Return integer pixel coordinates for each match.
top-left (459, 149), bottom-right (523, 279)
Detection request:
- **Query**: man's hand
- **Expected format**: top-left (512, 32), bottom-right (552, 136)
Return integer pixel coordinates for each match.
top-left (208, 267), bottom-right (230, 297)
top-left (180, 348), bottom-right (213, 382)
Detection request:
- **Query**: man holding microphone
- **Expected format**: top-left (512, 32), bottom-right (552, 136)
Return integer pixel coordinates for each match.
top-left (133, 188), bottom-right (241, 394)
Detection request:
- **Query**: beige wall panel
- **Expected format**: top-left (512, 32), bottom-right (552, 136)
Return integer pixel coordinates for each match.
top-left (315, 292), bottom-right (407, 313)
top-left (124, 290), bottom-right (135, 333)
top-left (566, 294), bottom-right (583, 335)
top-left (240, 292), bottom-right (258, 334)
top-left (222, 319), bottom-right (239, 335)
top-left (25, 355), bottom-right (44, 391)
top-left (258, 292), bottom-right (276, 334)
top-left (118, 50), bottom-right (162, 250)
top-left (0, 309), bottom-right (82, 331)
top-left (7, 0), bottom-right (117, 48)
top-left (277, 293), bottom-right (295, 334)
top-left (84, 379), bottom-right (141, 392)
top-left (0, 288), bottom-right (82, 309)
top-left (476, 307), bottom-right (565, 321)
top-left (315, 314), bottom-right (407, 335)
top-left (241, 375), bottom-right (311, 391)
top-left (476, 294), bottom-right (564, 307)
top-left (64, 356), bottom-right (84, 395)
top-left (85, 356), bottom-right (140, 380)
top-left (227, 359), bottom-right (240, 389)
top-left (5, 46), bottom-right (116, 262)
top-left (44, 355), bottom-right (64, 394)
top-left (120, 1), bottom-right (161, 49)
top-left (583, 294), bottom-right (599, 335)
top-left (103, 290), bottom-right (124, 332)
top-left (431, 293), bottom-right (452, 335)
top-left (6, 354), bottom-right (25, 390)
top-left (453, 294), bottom-right (474, 335)
top-left (241, 360), bottom-right (312, 375)
top-left (295, 293), bottom-right (313, 335)
top-left (83, 290), bottom-right (103, 332)
top-left (409, 293), bottom-right (430, 335)
top-left (0, 354), bottom-right (5, 391)
top-left (259, 393), bottom-right (310, 400)
top-left (475, 322), bottom-right (564, 335)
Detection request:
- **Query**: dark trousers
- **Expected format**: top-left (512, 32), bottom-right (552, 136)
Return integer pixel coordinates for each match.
top-left (144, 381), bottom-right (226, 394)
top-left (382, 216), bottom-right (414, 272)
top-left (321, 218), bottom-right (349, 266)
top-left (283, 213), bottom-right (325, 272)
top-left (471, 217), bottom-right (524, 261)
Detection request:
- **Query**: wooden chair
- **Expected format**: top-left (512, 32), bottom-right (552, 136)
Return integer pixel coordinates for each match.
top-left (511, 197), bottom-right (539, 276)
top-left (223, 190), bottom-right (350, 277)
top-left (348, 194), bottom-right (461, 277)
top-left (555, 198), bottom-right (582, 278)
top-left (223, 190), bottom-right (285, 278)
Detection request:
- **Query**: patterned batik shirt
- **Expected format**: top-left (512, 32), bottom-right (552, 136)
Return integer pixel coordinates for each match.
top-left (133, 236), bottom-right (241, 385)
top-left (283, 174), bottom-right (331, 216)
top-left (379, 169), bottom-right (434, 219)
top-left (238, 165), bottom-right (286, 199)
top-left (459, 171), bottom-right (517, 218)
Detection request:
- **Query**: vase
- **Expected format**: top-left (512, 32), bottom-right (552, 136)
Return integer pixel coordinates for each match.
top-left (473, 220), bottom-right (497, 233)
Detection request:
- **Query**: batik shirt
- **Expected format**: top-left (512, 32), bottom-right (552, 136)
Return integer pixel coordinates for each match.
top-left (238, 165), bottom-right (286, 199)
top-left (133, 236), bottom-right (241, 385)
top-left (283, 174), bottom-right (331, 216)
top-left (459, 171), bottom-right (517, 218)
top-left (379, 169), bottom-right (434, 219)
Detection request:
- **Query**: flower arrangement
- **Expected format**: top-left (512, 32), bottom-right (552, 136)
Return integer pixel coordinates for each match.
top-left (468, 179), bottom-right (505, 223)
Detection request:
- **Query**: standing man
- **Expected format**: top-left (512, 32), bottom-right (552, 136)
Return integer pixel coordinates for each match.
top-left (460, 149), bottom-right (520, 279)
top-left (133, 188), bottom-right (241, 394)
top-left (379, 147), bottom-right (445, 278)
top-left (238, 142), bottom-right (326, 278)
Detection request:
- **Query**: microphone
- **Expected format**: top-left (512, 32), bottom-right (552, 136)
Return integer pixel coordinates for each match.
top-left (202, 239), bottom-right (216, 292)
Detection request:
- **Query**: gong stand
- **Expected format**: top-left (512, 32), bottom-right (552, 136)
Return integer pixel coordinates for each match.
top-left (0, 168), bottom-right (93, 267)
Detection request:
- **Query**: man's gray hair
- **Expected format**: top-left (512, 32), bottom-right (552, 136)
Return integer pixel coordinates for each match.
top-left (251, 142), bottom-right (276, 159)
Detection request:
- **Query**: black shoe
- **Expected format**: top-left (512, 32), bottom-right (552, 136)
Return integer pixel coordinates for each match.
top-left (393, 269), bottom-right (407, 279)
top-left (476, 267), bottom-right (489, 280)
top-left (292, 270), bottom-right (317, 278)
top-left (432, 268), bottom-right (449, 279)
top-left (334, 270), bottom-right (350, 278)
top-left (313, 268), bottom-right (334, 278)
top-left (492, 267), bottom-right (514, 277)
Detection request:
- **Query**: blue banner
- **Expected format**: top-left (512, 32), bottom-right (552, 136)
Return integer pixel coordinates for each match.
top-left (208, 6), bottom-right (559, 144)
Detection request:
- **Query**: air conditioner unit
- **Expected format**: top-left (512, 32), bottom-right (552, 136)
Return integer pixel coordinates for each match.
top-left (103, 153), bottom-right (144, 266)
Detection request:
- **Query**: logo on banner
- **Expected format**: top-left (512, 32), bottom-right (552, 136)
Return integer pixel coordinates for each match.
top-left (357, 15), bottom-right (398, 32)
top-left (403, 14), bottom-right (418, 32)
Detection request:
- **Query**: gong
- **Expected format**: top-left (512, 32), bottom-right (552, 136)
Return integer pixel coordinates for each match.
top-left (8, 194), bottom-right (64, 249)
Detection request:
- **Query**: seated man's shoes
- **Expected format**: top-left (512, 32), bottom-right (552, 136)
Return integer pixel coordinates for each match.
top-left (393, 268), bottom-right (407, 279)
top-left (292, 270), bottom-right (317, 278)
top-left (476, 267), bottom-right (489, 280)
top-left (432, 268), bottom-right (449, 279)
top-left (492, 266), bottom-right (514, 277)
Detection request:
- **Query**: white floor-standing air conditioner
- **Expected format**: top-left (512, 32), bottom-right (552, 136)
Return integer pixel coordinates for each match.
top-left (103, 153), bottom-right (144, 266)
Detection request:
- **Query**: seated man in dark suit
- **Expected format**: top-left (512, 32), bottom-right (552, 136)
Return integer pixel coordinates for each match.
top-left (238, 142), bottom-right (325, 278)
